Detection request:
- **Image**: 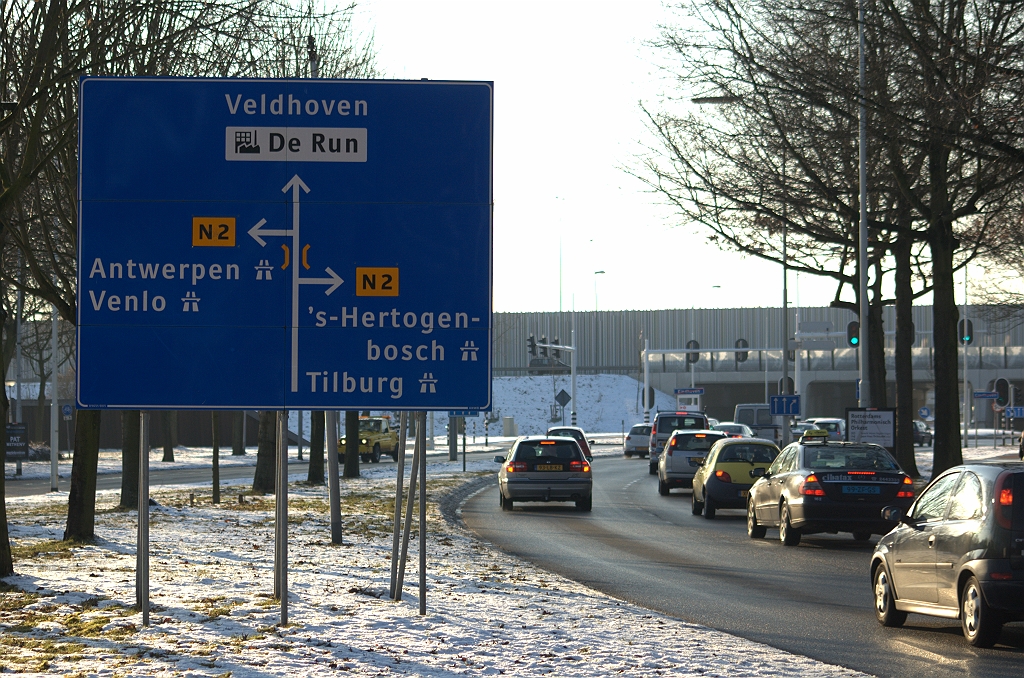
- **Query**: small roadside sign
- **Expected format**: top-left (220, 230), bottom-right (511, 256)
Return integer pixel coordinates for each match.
top-left (917, 406), bottom-right (931, 419)
top-left (1005, 406), bottom-right (1024, 419)
top-left (62, 404), bottom-right (73, 421)
top-left (674, 387), bottom-right (705, 395)
top-left (554, 389), bottom-right (572, 407)
top-left (5, 423), bottom-right (28, 460)
top-left (974, 391), bottom-right (999, 399)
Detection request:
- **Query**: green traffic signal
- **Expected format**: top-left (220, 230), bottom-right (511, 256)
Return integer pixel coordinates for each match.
top-left (846, 321), bottom-right (860, 347)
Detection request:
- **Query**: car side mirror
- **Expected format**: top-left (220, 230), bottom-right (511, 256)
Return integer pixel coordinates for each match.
top-left (493, 455), bottom-right (506, 464)
top-left (749, 467), bottom-right (766, 478)
top-left (881, 506), bottom-right (905, 522)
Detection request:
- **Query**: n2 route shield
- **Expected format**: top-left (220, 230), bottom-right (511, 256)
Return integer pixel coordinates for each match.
top-left (77, 77), bottom-right (492, 411)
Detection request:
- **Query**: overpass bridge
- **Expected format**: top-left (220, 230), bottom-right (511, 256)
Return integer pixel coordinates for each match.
top-left (494, 306), bottom-right (1024, 426)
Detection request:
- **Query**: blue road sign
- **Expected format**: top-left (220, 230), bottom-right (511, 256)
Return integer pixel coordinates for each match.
top-left (77, 78), bottom-right (492, 411)
top-left (1005, 407), bottom-right (1024, 419)
top-left (674, 388), bottom-right (705, 395)
top-left (770, 394), bottom-right (801, 417)
top-left (917, 406), bottom-right (931, 419)
top-left (974, 391), bottom-right (999, 399)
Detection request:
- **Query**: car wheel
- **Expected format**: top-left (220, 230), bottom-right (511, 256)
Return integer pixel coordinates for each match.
top-left (576, 496), bottom-right (593, 512)
top-left (391, 453), bottom-right (399, 462)
top-left (962, 576), bottom-right (1002, 647)
top-left (873, 565), bottom-right (907, 627)
top-left (372, 444), bottom-right (381, 463)
top-left (501, 493), bottom-right (514, 512)
top-left (780, 502), bottom-right (801, 546)
top-left (703, 495), bottom-right (716, 520)
top-left (853, 531), bottom-right (872, 542)
top-left (658, 478), bottom-right (670, 496)
top-left (691, 490), bottom-right (704, 515)
top-left (747, 500), bottom-right (766, 538)
top-left (649, 463), bottom-right (657, 475)
top-left (360, 455), bottom-right (369, 464)
top-left (624, 452), bottom-right (632, 458)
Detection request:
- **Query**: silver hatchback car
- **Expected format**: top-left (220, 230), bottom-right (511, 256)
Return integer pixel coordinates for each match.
top-left (495, 436), bottom-right (593, 511)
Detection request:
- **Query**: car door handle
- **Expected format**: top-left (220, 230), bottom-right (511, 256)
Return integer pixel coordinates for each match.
top-left (928, 534), bottom-right (935, 548)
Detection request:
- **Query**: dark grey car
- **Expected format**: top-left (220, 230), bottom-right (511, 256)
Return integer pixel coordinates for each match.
top-left (870, 463), bottom-right (1024, 647)
top-left (495, 436), bottom-right (593, 511)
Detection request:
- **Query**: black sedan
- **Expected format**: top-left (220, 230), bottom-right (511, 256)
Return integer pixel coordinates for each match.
top-left (870, 463), bottom-right (1024, 647)
top-left (746, 431), bottom-right (916, 545)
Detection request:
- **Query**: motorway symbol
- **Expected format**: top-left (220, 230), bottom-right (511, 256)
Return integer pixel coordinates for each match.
top-left (78, 77), bottom-right (493, 410)
top-left (770, 394), bottom-right (801, 417)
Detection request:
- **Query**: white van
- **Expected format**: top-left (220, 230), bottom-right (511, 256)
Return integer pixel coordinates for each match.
top-left (733, 403), bottom-right (781, 443)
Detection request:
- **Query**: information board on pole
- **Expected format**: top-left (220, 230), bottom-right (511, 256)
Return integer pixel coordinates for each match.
top-left (846, 408), bottom-right (896, 449)
top-left (77, 77), bottom-right (493, 411)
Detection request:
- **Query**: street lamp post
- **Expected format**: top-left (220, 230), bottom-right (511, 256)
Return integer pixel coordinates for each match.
top-left (594, 270), bottom-right (605, 311)
top-left (857, 0), bottom-right (872, 408)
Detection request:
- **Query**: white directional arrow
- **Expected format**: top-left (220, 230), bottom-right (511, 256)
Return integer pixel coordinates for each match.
top-left (248, 218), bottom-right (292, 247)
top-left (298, 266), bottom-right (344, 295)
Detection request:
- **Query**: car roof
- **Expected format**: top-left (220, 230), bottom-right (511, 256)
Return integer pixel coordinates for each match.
top-left (716, 436), bottom-right (777, 445)
top-left (670, 428), bottom-right (725, 435)
top-left (938, 462), bottom-right (1024, 478)
top-left (517, 435), bottom-right (579, 443)
top-left (808, 417), bottom-right (843, 423)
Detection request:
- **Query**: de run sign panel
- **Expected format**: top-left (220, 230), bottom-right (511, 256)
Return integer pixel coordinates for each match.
top-left (77, 77), bottom-right (492, 410)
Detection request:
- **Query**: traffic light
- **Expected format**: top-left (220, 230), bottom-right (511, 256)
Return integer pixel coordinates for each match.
top-left (539, 335), bottom-right (549, 358)
top-left (551, 337), bottom-right (561, 359)
top-left (995, 378), bottom-right (1010, 408)
top-left (735, 338), bottom-right (749, 363)
top-left (958, 318), bottom-right (974, 345)
top-left (527, 334), bottom-right (537, 357)
top-left (686, 339), bottom-right (700, 364)
top-left (846, 321), bottom-right (860, 347)
top-left (1014, 386), bottom-right (1023, 407)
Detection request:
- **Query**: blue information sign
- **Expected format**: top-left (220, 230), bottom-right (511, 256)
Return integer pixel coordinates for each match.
top-left (77, 78), bottom-right (492, 410)
top-left (917, 406), bottom-right (931, 419)
top-left (770, 394), bottom-right (801, 417)
top-left (1005, 407), bottom-right (1024, 419)
top-left (674, 388), bottom-right (705, 395)
top-left (973, 391), bottom-right (999, 399)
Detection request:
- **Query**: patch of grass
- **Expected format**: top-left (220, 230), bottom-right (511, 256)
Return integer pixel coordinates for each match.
top-left (64, 612), bottom-right (110, 637)
top-left (0, 590), bottom-right (40, 612)
top-left (10, 539), bottom-right (82, 560)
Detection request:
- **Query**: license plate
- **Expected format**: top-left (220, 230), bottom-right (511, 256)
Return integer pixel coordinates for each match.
top-left (689, 457), bottom-right (704, 466)
top-left (842, 485), bottom-right (880, 495)
top-left (536, 464), bottom-right (563, 471)
top-left (738, 490), bottom-right (749, 498)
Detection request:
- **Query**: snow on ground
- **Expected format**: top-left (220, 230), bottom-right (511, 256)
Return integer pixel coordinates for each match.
top-left (2, 458), bottom-right (865, 677)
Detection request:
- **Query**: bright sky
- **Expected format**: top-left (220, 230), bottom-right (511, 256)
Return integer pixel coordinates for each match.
top-left (354, 0), bottom-right (850, 312)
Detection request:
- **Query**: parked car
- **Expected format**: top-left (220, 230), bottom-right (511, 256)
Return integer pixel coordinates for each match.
top-left (657, 430), bottom-right (729, 494)
top-left (805, 417), bottom-right (846, 441)
top-left (712, 422), bottom-right (755, 438)
top-left (692, 438), bottom-right (780, 518)
top-left (746, 429), bottom-right (916, 545)
top-left (494, 436), bottom-right (593, 511)
top-left (648, 410), bottom-right (711, 474)
top-left (733, 403), bottom-right (781, 443)
top-left (623, 424), bottom-right (652, 458)
top-left (547, 426), bottom-right (593, 461)
top-left (870, 463), bottom-right (1024, 647)
top-left (913, 420), bottom-right (933, 446)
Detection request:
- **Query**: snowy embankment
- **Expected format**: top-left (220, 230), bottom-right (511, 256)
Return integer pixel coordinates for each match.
top-left (3, 457), bottom-right (864, 677)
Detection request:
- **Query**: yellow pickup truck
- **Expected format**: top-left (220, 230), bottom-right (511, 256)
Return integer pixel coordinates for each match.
top-left (338, 416), bottom-right (400, 463)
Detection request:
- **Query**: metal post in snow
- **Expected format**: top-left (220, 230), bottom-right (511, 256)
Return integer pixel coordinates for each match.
top-left (326, 410), bottom-right (342, 544)
top-left (390, 411), bottom-right (408, 600)
top-left (419, 410), bottom-right (427, 615)
top-left (395, 414), bottom-right (420, 602)
top-left (275, 411), bottom-right (288, 625)
top-left (137, 412), bottom-right (150, 626)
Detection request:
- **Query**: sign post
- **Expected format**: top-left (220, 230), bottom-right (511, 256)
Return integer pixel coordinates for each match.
top-left (79, 78), bottom-right (493, 626)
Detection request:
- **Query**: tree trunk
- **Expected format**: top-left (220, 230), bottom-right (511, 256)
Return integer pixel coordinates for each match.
top-left (1, 390), bottom-right (13, 576)
top-left (232, 410), bottom-right (245, 455)
top-left (252, 411), bottom-right (277, 494)
top-left (868, 265), bottom-right (887, 408)
top-left (119, 411), bottom-right (140, 508)
top-left (161, 410), bottom-right (176, 462)
top-left (64, 410), bottom-right (102, 542)
top-left (308, 410), bottom-right (325, 484)
top-left (930, 230), bottom-right (963, 477)
top-left (893, 234), bottom-right (920, 477)
top-left (343, 410), bottom-right (360, 478)
top-left (212, 412), bottom-right (220, 504)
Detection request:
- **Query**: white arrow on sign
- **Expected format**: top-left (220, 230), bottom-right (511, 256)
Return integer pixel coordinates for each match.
top-left (248, 218), bottom-right (293, 247)
top-left (298, 266), bottom-right (344, 295)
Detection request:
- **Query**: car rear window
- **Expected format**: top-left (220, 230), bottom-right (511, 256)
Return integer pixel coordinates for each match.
top-left (717, 444), bottom-right (778, 463)
top-left (515, 442), bottom-right (580, 461)
top-left (817, 422), bottom-right (840, 432)
top-left (630, 425), bottom-right (651, 436)
top-left (671, 434), bottom-right (722, 451)
top-left (549, 429), bottom-right (583, 441)
top-left (803, 445), bottom-right (899, 471)
top-left (657, 416), bottom-right (706, 433)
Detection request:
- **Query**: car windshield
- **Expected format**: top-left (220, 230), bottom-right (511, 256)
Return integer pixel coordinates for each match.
top-left (816, 421), bottom-right (840, 432)
top-left (630, 425), bottom-right (651, 436)
top-left (803, 445), bottom-right (899, 470)
top-left (657, 416), bottom-right (705, 433)
top-left (359, 420), bottom-right (382, 433)
top-left (671, 434), bottom-right (721, 451)
top-left (717, 444), bottom-right (778, 463)
top-left (515, 442), bottom-right (580, 461)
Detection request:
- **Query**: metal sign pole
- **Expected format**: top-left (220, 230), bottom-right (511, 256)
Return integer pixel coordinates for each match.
top-left (390, 412), bottom-right (408, 599)
top-left (419, 410), bottom-right (427, 615)
top-left (326, 410), bottom-right (342, 544)
top-left (137, 412), bottom-right (150, 626)
top-left (275, 411), bottom-right (288, 624)
top-left (395, 417), bottom-right (421, 601)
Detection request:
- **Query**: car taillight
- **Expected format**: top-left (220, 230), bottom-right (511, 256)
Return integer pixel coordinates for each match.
top-left (800, 473), bottom-right (826, 496)
top-left (715, 470), bottom-right (732, 483)
top-left (995, 472), bottom-right (1014, 529)
top-left (505, 461), bottom-right (527, 473)
top-left (569, 460), bottom-right (591, 473)
top-left (896, 475), bottom-right (914, 498)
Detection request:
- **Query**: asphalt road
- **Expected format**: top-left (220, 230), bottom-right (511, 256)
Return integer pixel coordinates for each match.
top-left (463, 448), bottom-right (1024, 678)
